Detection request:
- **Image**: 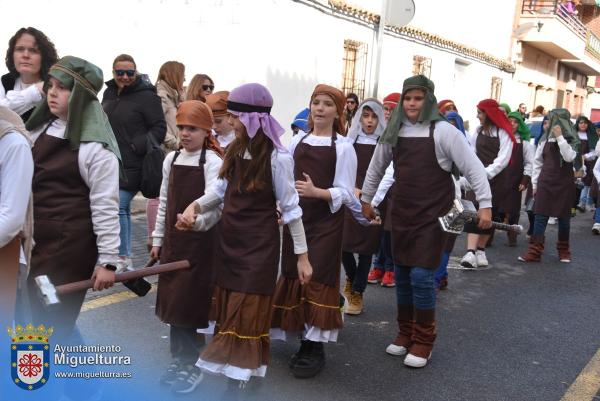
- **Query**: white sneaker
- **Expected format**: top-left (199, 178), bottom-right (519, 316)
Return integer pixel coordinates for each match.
top-left (475, 250), bottom-right (489, 267)
top-left (592, 223), bottom-right (600, 235)
top-left (548, 217), bottom-right (557, 225)
top-left (403, 352), bottom-right (430, 368)
top-left (386, 343), bottom-right (408, 356)
top-left (460, 252), bottom-right (478, 268)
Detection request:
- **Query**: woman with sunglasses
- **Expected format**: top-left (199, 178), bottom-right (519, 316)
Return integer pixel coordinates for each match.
top-left (1, 27), bottom-right (58, 122)
top-left (102, 54), bottom-right (166, 271)
top-left (344, 92), bottom-right (359, 128)
top-left (186, 74), bottom-right (215, 102)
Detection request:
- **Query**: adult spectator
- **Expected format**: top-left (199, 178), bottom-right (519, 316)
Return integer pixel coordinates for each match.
top-left (186, 74), bottom-right (214, 101)
top-left (1, 27), bottom-right (58, 122)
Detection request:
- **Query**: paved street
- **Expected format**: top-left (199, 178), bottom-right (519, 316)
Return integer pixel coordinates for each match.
top-left (75, 210), bottom-right (600, 401)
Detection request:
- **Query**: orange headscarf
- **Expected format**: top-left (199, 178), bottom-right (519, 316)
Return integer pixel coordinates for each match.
top-left (176, 100), bottom-right (224, 157)
top-left (206, 91), bottom-right (229, 117)
top-left (309, 84), bottom-right (347, 135)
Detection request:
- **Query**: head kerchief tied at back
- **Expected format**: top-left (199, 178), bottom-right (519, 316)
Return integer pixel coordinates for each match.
top-left (227, 83), bottom-right (286, 151)
top-left (347, 98), bottom-right (386, 141)
top-left (383, 92), bottom-right (401, 109)
top-left (445, 111), bottom-right (466, 136)
top-left (499, 103), bottom-right (512, 115)
top-left (544, 108), bottom-right (581, 169)
top-left (176, 100), bottom-right (223, 157)
top-left (380, 75), bottom-right (445, 146)
top-left (206, 91), bottom-right (229, 117)
top-left (437, 99), bottom-right (457, 114)
top-left (25, 55), bottom-right (123, 178)
top-left (291, 108), bottom-right (310, 133)
top-left (574, 115), bottom-right (598, 150)
top-left (507, 111), bottom-right (531, 142)
top-left (476, 99), bottom-right (516, 144)
top-left (310, 84), bottom-right (346, 135)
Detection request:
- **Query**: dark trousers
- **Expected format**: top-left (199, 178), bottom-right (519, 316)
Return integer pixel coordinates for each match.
top-left (170, 325), bottom-right (201, 364)
top-left (342, 252), bottom-right (372, 293)
top-left (372, 230), bottom-right (394, 272)
top-left (533, 214), bottom-right (570, 240)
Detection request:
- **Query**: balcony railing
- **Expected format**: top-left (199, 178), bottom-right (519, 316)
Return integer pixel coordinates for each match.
top-left (586, 30), bottom-right (600, 59)
top-left (521, 0), bottom-right (587, 38)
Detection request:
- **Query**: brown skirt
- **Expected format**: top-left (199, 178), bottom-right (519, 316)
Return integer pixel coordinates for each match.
top-left (200, 287), bottom-right (272, 370)
top-left (271, 277), bottom-right (343, 332)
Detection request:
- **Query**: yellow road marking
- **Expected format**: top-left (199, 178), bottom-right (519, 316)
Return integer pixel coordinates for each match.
top-left (561, 348), bottom-right (600, 401)
top-left (80, 284), bottom-right (157, 312)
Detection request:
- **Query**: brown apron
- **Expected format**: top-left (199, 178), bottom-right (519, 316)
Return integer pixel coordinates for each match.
top-left (28, 126), bottom-right (98, 338)
top-left (501, 142), bottom-right (524, 215)
top-left (156, 149), bottom-right (215, 328)
top-left (534, 141), bottom-right (575, 218)
top-left (475, 128), bottom-right (508, 208)
top-left (581, 139), bottom-right (595, 187)
top-left (281, 133), bottom-right (343, 287)
top-left (0, 237), bottom-right (20, 325)
top-left (217, 154), bottom-right (279, 295)
top-left (390, 122), bottom-right (454, 269)
top-left (342, 138), bottom-right (381, 254)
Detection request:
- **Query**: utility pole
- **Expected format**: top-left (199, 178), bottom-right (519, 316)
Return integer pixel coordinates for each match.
top-left (372, 0), bottom-right (388, 99)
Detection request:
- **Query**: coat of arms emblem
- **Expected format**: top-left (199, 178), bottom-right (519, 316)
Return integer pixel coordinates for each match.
top-left (8, 324), bottom-right (53, 390)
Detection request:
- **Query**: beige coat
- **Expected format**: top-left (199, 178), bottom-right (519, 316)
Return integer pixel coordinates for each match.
top-left (156, 80), bottom-right (182, 151)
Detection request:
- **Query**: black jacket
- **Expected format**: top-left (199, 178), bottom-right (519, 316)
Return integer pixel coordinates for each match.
top-left (102, 77), bottom-right (166, 192)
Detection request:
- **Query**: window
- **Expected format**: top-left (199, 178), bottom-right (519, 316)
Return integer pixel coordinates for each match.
top-left (341, 39), bottom-right (368, 100)
top-left (413, 55), bottom-right (431, 78)
top-left (491, 77), bottom-right (502, 101)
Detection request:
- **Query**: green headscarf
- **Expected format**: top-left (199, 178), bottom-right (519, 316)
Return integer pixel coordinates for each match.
top-left (379, 75), bottom-right (446, 146)
top-left (499, 103), bottom-right (511, 115)
top-left (26, 56), bottom-right (123, 178)
top-left (542, 108), bottom-right (581, 170)
top-left (507, 111), bottom-right (531, 142)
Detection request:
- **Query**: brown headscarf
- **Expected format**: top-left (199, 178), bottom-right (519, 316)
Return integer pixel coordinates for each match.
top-left (176, 100), bottom-right (223, 157)
top-left (206, 91), bottom-right (229, 117)
top-left (0, 106), bottom-right (33, 268)
top-left (309, 84), bottom-right (347, 135)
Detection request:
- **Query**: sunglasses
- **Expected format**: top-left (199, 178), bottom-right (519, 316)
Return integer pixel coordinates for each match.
top-left (346, 100), bottom-right (356, 104)
top-left (202, 85), bottom-right (215, 91)
top-left (114, 69), bottom-right (136, 77)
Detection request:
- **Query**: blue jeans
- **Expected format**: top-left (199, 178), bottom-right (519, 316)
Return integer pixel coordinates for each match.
top-left (373, 231), bottom-right (394, 272)
top-left (394, 265), bottom-right (436, 309)
top-left (118, 189), bottom-right (137, 257)
top-left (579, 186), bottom-right (592, 206)
top-left (434, 251), bottom-right (450, 287)
top-left (595, 208), bottom-right (600, 223)
top-left (533, 214), bottom-right (570, 240)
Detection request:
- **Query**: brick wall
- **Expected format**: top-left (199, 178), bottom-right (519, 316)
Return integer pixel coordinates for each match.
top-left (581, 5), bottom-right (600, 36)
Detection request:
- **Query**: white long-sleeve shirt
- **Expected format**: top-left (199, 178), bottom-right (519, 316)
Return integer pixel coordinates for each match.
top-left (469, 126), bottom-right (513, 180)
top-left (521, 138), bottom-right (534, 177)
top-left (214, 130), bottom-right (235, 149)
top-left (362, 120), bottom-right (492, 209)
top-left (0, 132), bottom-right (33, 264)
top-left (288, 133), bottom-right (368, 224)
top-left (196, 148), bottom-right (308, 254)
top-left (152, 148), bottom-right (223, 247)
top-left (0, 78), bottom-right (43, 115)
top-left (372, 162), bottom-right (394, 208)
top-left (532, 136), bottom-right (578, 190)
top-left (594, 152), bottom-right (600, 183)
top-left (29, 119), bottom-right (120, 266)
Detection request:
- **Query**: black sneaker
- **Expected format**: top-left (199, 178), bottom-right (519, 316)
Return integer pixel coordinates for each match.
top-left (159, 361), bottom-right (181, 385)
top-left (171, 365), bottom-right (204, 394)
top-left (290, 341), bottom-right (325, 379)
top-left (289, 340), bottom-right (312, 368)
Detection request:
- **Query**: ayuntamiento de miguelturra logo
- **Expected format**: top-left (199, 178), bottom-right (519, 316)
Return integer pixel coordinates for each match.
top-left (8, 324), bottom-right (53, 391)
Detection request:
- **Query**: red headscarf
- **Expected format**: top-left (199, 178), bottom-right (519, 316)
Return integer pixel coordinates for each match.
top-left (438, 99), bottom-right (457, 114)
top-left (476, 99), bottom-right (516, 143)
top-left (383, 92), bottom-right (401, 109)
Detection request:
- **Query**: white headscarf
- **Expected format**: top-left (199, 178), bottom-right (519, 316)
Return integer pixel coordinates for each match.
top-left (347, 98), bottom-right (386, 141)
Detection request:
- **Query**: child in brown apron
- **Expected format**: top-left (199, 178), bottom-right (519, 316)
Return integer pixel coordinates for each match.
top-left (149, 100), bottom-right (223, 393)
top-left (271, 84), bottom-right (373, 379)
top-left (519, 109), bottom-right (579, 263)
top-left (24, 56), bottom-right (121, 341)
top-left (460, 99), bottom-right (515, 269)
top-left (574, 116), bottom-right (598, 212)
top-left (177, 83), bottom-right (311, 388)
top-left (342, 98), bottom-right (386, 315)
top-left (0, 106), bottom-right (33, 327)
top-left (502, 112), bottom-right (534, 246)
top-left (361, 75), bottom-right (492, 368)
top-left (206, 91), bottom-right (236, 151)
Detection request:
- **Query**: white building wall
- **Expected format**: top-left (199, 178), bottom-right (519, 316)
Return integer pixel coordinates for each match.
top-left (0, 0), bottom-right (517, 140)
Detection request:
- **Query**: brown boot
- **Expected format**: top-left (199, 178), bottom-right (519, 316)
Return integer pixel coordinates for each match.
top-left (405, 309), bottom-right (436, 368)
top-left (556, 240), bottom-right (571, 263)
top-left (518, 235), bottom-right (545, 262)
top-left (385, 305), bottom-right (413, 356)
top-left (342, 278), bottom-right (353, 301)
top-left (507, 231), bottom-right (517, 247)
top-left (344, 291), bottom-right (363, 315)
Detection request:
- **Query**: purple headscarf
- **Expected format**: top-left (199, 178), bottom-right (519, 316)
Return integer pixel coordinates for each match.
top-left (227, 83), bottom-right (286, 151)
